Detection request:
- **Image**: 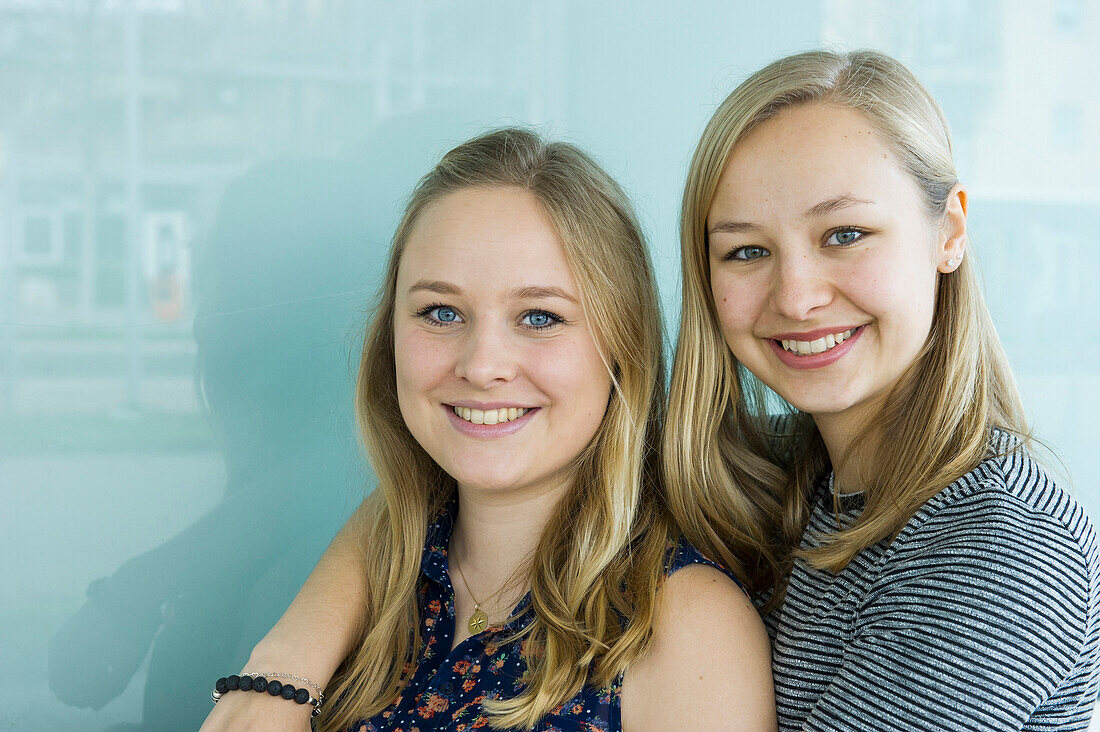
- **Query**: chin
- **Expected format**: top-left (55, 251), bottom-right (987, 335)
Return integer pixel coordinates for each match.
top-left (449, 468), bottom-right (525, 493)
top-left (775, 388), bottom-right (862, 418)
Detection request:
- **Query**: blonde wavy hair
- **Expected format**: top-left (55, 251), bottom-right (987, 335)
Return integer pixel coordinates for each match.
top-left (320, 128), bottom-right (674, 731)
top-left (666, 50), bottom-right (1029, 602)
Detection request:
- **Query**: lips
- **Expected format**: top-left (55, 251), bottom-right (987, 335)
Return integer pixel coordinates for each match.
top-left (776, 328), bottom-right (857, 356)
top-left (443, 404), bottom-right (540, 438)
top-left (767, 325), bottom-right (866, 370)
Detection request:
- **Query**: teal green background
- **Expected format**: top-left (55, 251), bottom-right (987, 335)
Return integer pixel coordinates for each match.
top-left (3, 2), bottom-right (1098, 730)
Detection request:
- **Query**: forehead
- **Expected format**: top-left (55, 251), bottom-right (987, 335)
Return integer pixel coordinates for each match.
top-left (397, 186), bottom-right (577, 292)
top-left (709, 104), bottom-right (920, 220)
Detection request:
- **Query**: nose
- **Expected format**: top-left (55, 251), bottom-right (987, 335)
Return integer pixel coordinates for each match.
top-left (767, 249), bottom-right (833, 322)
top-left (454, 321), bottom-right (517, 388)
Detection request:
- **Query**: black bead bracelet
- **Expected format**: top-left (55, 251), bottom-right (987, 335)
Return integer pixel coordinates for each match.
top-left (212, 673), bottom-right (322, 718)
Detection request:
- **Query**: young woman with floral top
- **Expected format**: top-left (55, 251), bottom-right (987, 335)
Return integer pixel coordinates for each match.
top-left (202, 127), bottom-right (773, 731)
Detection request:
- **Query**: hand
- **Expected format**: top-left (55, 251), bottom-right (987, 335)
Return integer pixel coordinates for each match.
top-left (199, 688), bottom-right (316, 732)
top-left (49, 574), bottom-right (165, 709)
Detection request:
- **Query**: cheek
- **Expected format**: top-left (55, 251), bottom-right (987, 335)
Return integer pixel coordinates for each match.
top-left (843, 252), bottom-right (938, 342)
top-left (393, 326), bottom-right (450, 406)
top-left (532, 338), bottom-right (611, 420)
top-left (711, 272), bottom-right (764, 339)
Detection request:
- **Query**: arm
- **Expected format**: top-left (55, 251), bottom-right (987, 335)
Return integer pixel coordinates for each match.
top-left (621, 565), bottom-right (777, 731)
top-left (48, 471), bottom-right (335, 710)
top-left (199, 500), bottom-right (372, 731)
top-left (801, 501), bottom-right (1092, 732)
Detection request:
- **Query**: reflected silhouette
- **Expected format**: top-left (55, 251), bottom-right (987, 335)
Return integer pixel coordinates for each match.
top-left (46, 113), bottom-right (471, 730)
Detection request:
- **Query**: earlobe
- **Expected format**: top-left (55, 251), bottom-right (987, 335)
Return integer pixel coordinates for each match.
top-left (938, 185), bottom-right (968, 274)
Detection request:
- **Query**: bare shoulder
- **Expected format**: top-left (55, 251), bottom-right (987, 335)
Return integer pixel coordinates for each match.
top-left (620, 564), bottom-right (776, 732)
top-left (656, 564), bottom-right (762, 636)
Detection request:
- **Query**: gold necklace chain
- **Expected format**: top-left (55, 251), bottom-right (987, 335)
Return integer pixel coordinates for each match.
top-left (451, 554), bottom-right (491, 634)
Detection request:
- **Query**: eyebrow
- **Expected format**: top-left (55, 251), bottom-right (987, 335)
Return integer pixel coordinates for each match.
top-left (408, 279), bottom-right (462, 296)
top-left (708, 220), bottom-right (761, 236)
top-left (408, 280), bottom-right (578, 304)
top-left (708, 195), bottom-right (875, 236)
top-left (804, 195), bottom-right (874, 218)
top-left (511, 285), bottom-right (578, 304)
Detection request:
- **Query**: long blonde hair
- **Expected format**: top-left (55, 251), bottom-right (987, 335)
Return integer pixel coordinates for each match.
top-left (321, 128), bottom-right (674, 731)
top-left (667, 50), bottom-right (1029, 602)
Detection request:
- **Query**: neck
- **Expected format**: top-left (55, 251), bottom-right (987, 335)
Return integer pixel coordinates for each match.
top-left (813, 407), bottom-right (881, 495)
top-left (449, 481), bottom-right (567, 609)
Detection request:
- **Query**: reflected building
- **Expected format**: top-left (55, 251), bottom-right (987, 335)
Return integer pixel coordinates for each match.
top-left (0, 0), bottom-right (565, 414)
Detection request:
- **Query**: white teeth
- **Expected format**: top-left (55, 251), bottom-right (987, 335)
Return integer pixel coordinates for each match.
top-left (452, 406), bottom-right (529, 425)
top-left (780, 328), bottom-right (857, 355)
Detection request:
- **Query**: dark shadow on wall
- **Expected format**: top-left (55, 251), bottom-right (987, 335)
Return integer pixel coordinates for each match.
top-left (46, 112), bottom-right (472, 731)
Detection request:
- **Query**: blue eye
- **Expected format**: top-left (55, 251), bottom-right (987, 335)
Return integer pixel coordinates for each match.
top-left (826, 228), bottom-right (865, 246)
top-left (726, 245), bottom-right (770, 262)
top-left (417, 304), bottom-right (463, 326)
top-left (521, 310), bottom-right (562, 330)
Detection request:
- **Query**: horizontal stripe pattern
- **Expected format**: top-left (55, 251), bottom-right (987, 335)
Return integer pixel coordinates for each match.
top-left (766, 430), bottom-right (1100, 731)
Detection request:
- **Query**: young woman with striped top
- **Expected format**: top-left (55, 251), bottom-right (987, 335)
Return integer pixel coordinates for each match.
top-left (668, 49), bottom-right (1100, 730)
top-left (203, 51), bottom-right (1100, 731)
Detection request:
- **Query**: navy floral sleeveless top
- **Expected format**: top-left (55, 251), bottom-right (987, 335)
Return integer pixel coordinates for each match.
top-left (344, 504), bottom-right (739, 732)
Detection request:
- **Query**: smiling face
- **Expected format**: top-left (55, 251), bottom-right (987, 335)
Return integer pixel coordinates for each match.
top-left (707, 103), bottom-right (948, 430)
top-left (393, 186), bottom-right (611, 501)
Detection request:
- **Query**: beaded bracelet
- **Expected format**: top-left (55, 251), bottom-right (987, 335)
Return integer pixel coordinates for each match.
top-left (243, 671), bottom-right (325, 704)
top-left (212, 672), bottom-right (323, 718)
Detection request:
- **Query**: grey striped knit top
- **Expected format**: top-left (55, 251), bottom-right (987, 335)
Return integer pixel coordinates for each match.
top-left (766, 430), bottom-right (1100, 731)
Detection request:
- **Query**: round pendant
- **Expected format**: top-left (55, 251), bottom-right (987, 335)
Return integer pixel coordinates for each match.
top-left (468, 608), bottom-right (489, 634)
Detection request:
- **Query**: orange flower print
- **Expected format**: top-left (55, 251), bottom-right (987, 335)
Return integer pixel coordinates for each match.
top-left (520, 638), bottom-right (545, 659)
top-left (426, 693), bottom-right (449, 713)
top-left (428, 599), bottom-right (442, 613)
top-left (462, 678), bottom-right (476, 692)
top-left (453, 660), bottom-right (471, 675)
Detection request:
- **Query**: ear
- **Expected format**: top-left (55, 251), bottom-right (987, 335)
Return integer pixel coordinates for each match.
top-left (937, 185), bottom-right (968, 274)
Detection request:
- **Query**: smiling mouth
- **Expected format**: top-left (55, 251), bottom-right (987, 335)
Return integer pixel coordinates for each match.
top-left (451, 406), bottom-right (531, 425)
top-left (775, 327), bottom-right (862, 356)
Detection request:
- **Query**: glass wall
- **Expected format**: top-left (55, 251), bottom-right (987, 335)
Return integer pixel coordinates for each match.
top-left (2, 1), bottom-right (1097, 729)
